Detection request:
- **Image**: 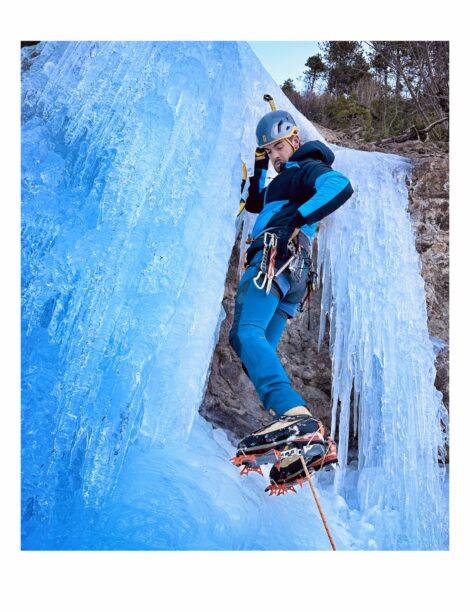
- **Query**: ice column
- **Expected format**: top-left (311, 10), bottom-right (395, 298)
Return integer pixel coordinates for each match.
top-left (317, 147), bottom-right (448, 549)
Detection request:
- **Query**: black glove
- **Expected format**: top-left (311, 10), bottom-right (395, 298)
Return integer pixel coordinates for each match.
top-left (254, 147), bottom-right (269, 171)
top-left (275, 228), bottom-right (295, 262)
top-left (276, 212), bottom-right (304, 262)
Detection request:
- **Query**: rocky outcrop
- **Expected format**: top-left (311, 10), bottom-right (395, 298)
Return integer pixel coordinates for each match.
top-left (407, 155), bottom-right (449, 407)
top-left (199, 234), bottom-right (332, 445)
top-left (198, 235), bottom-right (272, 445)
top-left (200, 127), bottom-right (449, 446)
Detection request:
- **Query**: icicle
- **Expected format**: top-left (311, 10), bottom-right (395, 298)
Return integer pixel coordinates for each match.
top-left (317, 147), bottom-right (448, 549)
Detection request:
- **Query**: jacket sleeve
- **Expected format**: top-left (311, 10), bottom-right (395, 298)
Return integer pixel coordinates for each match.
top-left (291, 162), bottom-right (354, 227)
top-left (244, 168), bottom-right (267, 213)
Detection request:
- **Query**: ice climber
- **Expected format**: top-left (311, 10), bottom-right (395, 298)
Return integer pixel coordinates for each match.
top-left (229, 110), bottom-right (354, 487)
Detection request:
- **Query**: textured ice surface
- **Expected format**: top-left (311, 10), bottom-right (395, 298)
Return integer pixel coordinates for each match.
top-left (21, 41), bottom-right (447, 550)
top-left (317, 148), bottom-right (448, 549)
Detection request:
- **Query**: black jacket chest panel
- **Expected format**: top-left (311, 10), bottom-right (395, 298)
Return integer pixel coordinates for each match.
top-left (265, 162), bottom-right (314, 207)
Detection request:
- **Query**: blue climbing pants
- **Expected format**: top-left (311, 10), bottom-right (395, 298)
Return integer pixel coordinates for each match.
top-left (229, 249), bottom-right (311, 416)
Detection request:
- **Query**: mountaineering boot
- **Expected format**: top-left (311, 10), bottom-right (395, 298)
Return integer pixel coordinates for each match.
top-left (234, 406), bottom-right (325, 466)
top-left (265, 437), bottom-right (338, 495)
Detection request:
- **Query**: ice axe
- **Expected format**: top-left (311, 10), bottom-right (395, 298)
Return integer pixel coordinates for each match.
top-left (238, 94), bottom-right (278, 216)
top-left (263, 93), bottom-right (277, 111)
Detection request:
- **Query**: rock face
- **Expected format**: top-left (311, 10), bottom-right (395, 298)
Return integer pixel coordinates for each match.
top-left (199, 235), bottom-right (272, 446)
top-left (199, 234), bottom-right (332, 445)
top-left (199, 129), bottom-right (449, 447)
top-left (407, 154), bottom-right (449, 408)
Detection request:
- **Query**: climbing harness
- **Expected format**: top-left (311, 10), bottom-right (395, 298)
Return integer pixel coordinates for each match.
top-left (251, 231), bottom-right (308, 295)
top-left (243, 227), bottom-right (318, 334)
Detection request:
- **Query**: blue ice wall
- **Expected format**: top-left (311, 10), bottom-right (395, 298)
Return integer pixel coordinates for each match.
top-left (21, 41), bottom-right (447, 550)
top-left (22, 41), bottom-right (246, 545)
top-left (317, 148), bottom-right (448, 549)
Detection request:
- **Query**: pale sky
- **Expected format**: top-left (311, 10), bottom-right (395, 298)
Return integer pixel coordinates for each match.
top-left (249, 41), bottom-right (322, 90)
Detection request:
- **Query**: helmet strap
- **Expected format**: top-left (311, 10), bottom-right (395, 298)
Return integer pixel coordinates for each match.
top-left (286, 127), bottom-right (300, 152)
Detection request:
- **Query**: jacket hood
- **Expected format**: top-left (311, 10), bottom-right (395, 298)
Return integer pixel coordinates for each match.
top-left (290, 140), bottom-right (335, 166)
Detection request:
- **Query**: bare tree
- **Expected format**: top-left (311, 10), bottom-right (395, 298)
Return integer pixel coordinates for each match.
top-left (365, 41), bottom-right (449, 139)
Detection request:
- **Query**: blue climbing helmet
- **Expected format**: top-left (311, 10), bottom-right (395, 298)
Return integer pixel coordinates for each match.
top-left (256, 110), bottom-right (299, 147)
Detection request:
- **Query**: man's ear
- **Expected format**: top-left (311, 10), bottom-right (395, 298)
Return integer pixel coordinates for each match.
top-left (291, 133), bottom-right (301, 151)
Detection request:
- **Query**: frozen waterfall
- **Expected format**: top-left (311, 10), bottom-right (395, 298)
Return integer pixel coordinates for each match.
top-left (21, 41), bottom-right (447, 550)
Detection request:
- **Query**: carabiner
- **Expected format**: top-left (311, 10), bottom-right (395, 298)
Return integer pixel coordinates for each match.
top-left (253, 270), bottom-right (267, 290)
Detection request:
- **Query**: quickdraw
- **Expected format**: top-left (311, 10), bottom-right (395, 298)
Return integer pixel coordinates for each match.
top-left (253, 231), bottom-right (304, 295)
top-left (253, 232), bottom-right (278, 292)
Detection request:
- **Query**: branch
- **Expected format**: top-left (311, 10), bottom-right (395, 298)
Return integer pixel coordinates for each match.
top-left (373, 115), bottom-right (448, 145)
top-left (366, 42), bottom-right (442, 134)
top-left (374, 127), bottom-right (420, 145)
top-left (420, 115), bottom-right (449, 134)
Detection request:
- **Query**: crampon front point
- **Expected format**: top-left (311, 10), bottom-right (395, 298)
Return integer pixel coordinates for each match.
top-left (230, 449), bottom-right (282, 477)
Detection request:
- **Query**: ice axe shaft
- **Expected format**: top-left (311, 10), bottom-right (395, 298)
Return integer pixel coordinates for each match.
top-left (238, 95), bottom-right (276, 217)
top-left (299, 455), bottom-right (337, 551)
top-left (263, 94), bottom-right (277, 111)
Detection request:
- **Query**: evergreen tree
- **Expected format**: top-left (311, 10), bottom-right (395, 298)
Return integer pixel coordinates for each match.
top-left (303, 54), bottom-right (326, 93)
top-left (279, 41), bottom-right (448, 143)
top-left (320, 41), bottom-right (370, 95)
top-left (281, 78), bottom-right (296, 96)
top-left (369, 49), bottom-right (390, 90)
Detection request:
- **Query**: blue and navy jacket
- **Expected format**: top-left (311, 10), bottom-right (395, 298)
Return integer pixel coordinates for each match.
top-left (245, 140), bottom-right (353, 241)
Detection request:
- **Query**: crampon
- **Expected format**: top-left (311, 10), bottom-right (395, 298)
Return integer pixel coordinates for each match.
top-left (265, 483), bottom-right (297, 496)
top-left (230, 448), bottom-right (283, 477)
top-left (266, 437), bottom-right (338, 494)
top-left (230, 436), bottom-right (338, 495)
